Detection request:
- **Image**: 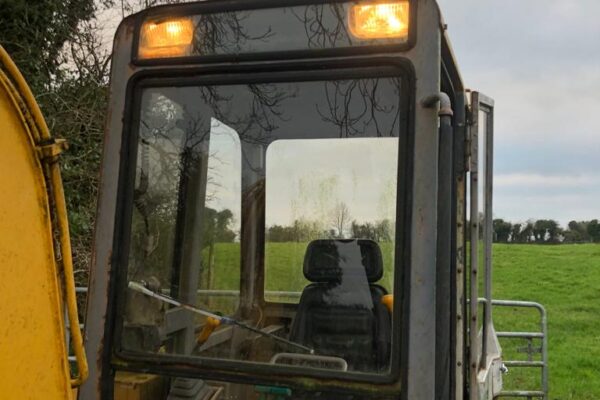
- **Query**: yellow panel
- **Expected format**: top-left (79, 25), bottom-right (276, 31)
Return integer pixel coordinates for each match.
top-left (0, 70), bottom-right (72, 397)
top-left (114, 372), bottom-right (168, 400)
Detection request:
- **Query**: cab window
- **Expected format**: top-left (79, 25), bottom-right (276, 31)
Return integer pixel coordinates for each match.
top-left (121, 73), bottom-right (405, 378)
top-left (264, 137), bottom-right (398, 302)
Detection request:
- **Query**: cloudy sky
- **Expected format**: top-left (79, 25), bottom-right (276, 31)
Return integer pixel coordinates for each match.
top-left (437, 0), bottom-right (600, 226)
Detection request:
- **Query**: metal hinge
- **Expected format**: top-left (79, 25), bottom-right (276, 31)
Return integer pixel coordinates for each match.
top-left (36, 138), bottom-right (68, 161)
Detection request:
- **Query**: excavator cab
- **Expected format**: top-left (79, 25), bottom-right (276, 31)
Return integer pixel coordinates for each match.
top-left (80, 1), bottom-right (547, 399)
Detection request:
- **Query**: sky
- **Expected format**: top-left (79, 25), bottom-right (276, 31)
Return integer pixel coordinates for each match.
top-left (264, 138), bottom-right (398, 228)
top-left (437, 0), bottom-right (600, 226)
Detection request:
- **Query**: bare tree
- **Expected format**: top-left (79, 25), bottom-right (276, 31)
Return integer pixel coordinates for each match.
top-left (317, 78), bottom-right (402, 138)
top-left (331, 201), bottom-right (351, 238)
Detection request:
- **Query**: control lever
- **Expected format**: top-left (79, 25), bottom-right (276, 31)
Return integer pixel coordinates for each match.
top-left (128, 281), bottom-right (314, 354)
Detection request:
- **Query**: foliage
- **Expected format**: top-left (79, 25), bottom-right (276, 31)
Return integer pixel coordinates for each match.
top-left (533, 219), bottom-right (562, 243)
top-left (587, 219), bottom-right (600, 242)
top-left (564, 220), bottom-right (590, 242)
top-left (350, 219), bottom-right (393, 242)
top-left (50, 70), bottom-right (109, 282)
top-left (0, 0), bottom-right (99, 91)
top-left (491, 218), bottom-right (600, 244)
top-left (0, 1), bottom-right (113, 283)
top-left (203, 208), bottom-right (236, 244)
top-left (493, 219), bottom-right (512, 242)
top-left (267, 219), bottom-right (327, 243)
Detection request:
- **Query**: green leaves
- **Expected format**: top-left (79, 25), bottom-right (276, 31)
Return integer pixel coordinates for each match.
top-left (0, 0), bottom-right (97, 92)
top-left (0, 0), bottom-right (109, 282)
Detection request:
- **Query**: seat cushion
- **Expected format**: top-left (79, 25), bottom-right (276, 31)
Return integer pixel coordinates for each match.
top-left (290, 284), bottom-right (390, 372)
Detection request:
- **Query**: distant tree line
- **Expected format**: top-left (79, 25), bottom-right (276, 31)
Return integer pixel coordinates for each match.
top-left (492, 218), bottom-right (600, 244)
top-left (267, 218), bottom-right (394, 242)
top-left (350, 220), bottom-right (393, 242)
top-left (267, 217), bottom-right (600, 244)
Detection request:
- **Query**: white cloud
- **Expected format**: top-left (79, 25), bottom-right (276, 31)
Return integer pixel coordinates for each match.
top-left (495, 192), bottom-right (600, 226)
top-left (438, 0), bottom-right (600, 223)
top-left (494, 173), bottom-right (600, 225)
top-left (472, 67), bottom-right (600, 145)
top-left (495, 173), bottom-right (600, 189)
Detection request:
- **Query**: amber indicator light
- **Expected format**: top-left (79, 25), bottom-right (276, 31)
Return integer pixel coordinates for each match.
top-left (349, 2), bottom-right (409, 39)
top-left (139, 18), bottom-right (194, 59)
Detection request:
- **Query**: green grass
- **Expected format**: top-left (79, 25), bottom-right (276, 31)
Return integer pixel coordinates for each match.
top-left (207, 241), bottom-right (396, 294)
top-left (264, 242), bottom-right (396, 294)
top-left (493, 244), bottom-right (600, 400)
top-left (206, 242), bottom-right (600, 399)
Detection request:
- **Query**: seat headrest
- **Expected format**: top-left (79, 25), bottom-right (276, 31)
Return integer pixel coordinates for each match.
top-left (303, 239), bottom-right (383, 283)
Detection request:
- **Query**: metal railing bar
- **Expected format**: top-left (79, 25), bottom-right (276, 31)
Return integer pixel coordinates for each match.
top-left (496, 332), bottom-right (544, 339)
top-left (504, 360), bottom-right (545, 367)
top-left (498, 391), bottom-right (545, 397)
top-left (490, 299), bottom-right (548, 399)
top-left (71, 286), bottom-right (302, 298)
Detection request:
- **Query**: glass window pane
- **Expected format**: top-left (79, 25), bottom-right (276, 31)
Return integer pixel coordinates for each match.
top-left (122, 75), bottom-right (404, 377)
top-left (477, 110), bottom-right (487, 304)
top-left (200, 119), bottom-right (241, 315)
top-left (265, 137), bottom-right (398, 302)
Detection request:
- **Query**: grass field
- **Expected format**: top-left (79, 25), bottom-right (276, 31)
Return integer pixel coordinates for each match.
top-left (493, 244), bottom-right (600, 400)
top-left (206, 242), bottom-right (599, 398)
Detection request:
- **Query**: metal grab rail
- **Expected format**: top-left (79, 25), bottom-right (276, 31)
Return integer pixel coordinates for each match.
top-left (491, 300), bottom-right (548, 400)
top-left (0, 45), bottom-right (88, 387)
top-left (65, 286), bottom-right (88, 363)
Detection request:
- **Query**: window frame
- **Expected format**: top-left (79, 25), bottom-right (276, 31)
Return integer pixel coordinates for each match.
top-left (109, 59), bottom-right (414, 392)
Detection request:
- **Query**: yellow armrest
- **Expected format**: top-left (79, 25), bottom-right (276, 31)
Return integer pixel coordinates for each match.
top-left (382, 294), bottom-right (393, 313)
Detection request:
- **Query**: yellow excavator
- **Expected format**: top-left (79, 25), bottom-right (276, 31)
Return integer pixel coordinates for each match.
top-left (0, 45), bottom-right (87, 399)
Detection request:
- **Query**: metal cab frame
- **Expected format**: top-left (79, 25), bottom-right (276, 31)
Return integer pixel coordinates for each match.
top-left (79, 1), bottom-right (501, 399)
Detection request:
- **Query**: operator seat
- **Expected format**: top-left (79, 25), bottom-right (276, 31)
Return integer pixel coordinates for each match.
top-left (289, 239), bottom-right (391, 372)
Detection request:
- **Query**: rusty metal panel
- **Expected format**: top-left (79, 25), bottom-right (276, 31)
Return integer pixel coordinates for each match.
top-left (0, 49), bottom-right (73, 399)
top-left (80, 16), bottom-right (138, 400)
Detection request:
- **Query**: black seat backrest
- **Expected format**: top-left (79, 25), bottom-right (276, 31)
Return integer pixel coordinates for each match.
top-left (289, 239), bottom-right (391, 372)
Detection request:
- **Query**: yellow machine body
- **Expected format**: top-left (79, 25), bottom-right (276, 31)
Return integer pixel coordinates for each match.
top-left (0, 46), bottom-right (87, 399)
